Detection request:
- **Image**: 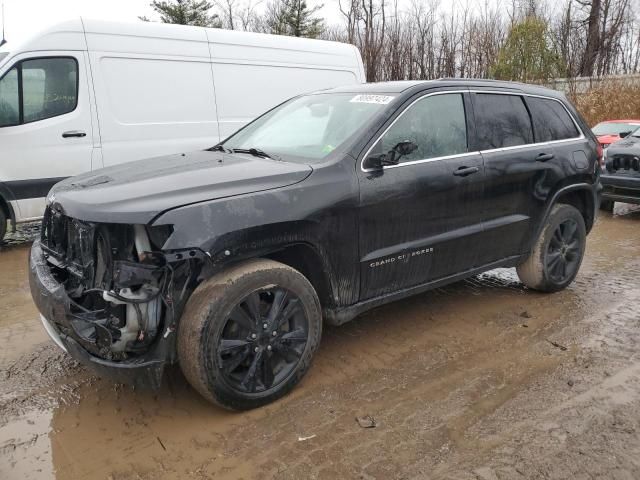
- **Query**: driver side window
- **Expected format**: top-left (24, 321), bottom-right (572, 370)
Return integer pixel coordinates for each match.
top-left (373, 93), bottom-right (468, 163)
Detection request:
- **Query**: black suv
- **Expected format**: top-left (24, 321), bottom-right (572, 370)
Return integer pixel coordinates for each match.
top-left (29, 80), bottom-right (600, 409)
top-left (600, 129), bottom-right (640, 211)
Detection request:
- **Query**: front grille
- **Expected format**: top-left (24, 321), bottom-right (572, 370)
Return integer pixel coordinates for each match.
top-left (607, 154), bottom-right (640, 173)
top-left (41, 206), bottom-right (96, 288)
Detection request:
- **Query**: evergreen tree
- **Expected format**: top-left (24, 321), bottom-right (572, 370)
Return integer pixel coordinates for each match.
top-left (266, 0), bottom-right (324, 38)
top-left (140, 0), bottom-right (221, 27)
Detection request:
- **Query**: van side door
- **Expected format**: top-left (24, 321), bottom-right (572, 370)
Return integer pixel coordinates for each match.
top-left (357, 91), bottom-right (485, 300)
top-left (0, 52), bottom-right (94, 221)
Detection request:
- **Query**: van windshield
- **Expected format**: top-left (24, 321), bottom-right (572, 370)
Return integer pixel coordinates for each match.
top-left (222, 93), bottom-right (395, 161)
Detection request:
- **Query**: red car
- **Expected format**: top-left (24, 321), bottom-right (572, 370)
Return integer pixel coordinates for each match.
top-left (592, 119), bottom-right (640, 148)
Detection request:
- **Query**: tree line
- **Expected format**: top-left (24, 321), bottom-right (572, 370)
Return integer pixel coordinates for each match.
top-left (142, 0), bottom-right (640, 82)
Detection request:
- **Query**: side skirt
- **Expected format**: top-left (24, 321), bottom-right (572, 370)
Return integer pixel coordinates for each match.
top-left (324, 255), bottom-right (525, 326)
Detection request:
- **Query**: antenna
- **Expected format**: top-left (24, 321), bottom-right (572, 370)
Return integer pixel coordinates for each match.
top-left (0, 3), bottom-right (6, 47)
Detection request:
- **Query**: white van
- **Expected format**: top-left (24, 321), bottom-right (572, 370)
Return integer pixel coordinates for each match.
top-left (0, 18), bottom-right (365, 241)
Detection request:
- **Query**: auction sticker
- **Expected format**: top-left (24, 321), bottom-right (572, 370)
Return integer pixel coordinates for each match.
top-left (350, 94), bottom-right (395, 104)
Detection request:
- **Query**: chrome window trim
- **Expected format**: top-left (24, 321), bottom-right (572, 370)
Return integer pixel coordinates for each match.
top-left (360, 88), bottom-right (585, 173)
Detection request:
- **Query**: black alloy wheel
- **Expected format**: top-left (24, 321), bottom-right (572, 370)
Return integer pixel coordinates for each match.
top-left (216, 287), bottom-right (309, 394)
top-left (545, 218), bottom-right (582, 284)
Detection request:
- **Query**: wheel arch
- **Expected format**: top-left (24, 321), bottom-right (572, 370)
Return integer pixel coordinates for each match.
top-left (553, 185), bottom-right (596, 233)
top-left (0, 185), bottom-right (17, 231)
top-left (263, 242), bottom-right (335, 311)
top-left (202, 235), bottom-right (339, 312)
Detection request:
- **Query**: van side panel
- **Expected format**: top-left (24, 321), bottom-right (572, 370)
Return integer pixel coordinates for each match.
top-left (206, 28), bottom-right (364, 138)
top-left (84, 20), bottom-right (220, 167)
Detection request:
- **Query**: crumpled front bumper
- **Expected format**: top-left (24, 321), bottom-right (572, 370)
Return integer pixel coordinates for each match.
top-left (28, 240), bottom-right (168, 389)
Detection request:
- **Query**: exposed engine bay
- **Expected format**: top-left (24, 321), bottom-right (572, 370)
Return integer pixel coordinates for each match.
top-left (39, 205), bottom-right (202, 361)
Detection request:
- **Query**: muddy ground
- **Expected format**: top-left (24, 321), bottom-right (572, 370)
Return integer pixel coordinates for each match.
top-left (1, 206), bottom-right (639, 480)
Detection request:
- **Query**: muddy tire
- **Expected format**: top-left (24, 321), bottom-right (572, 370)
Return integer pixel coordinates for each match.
top-left (177, 258), bottom-right (322, 410)
top-left (517, 204), bottom-right (586, 293)
top-left (600, 199), bottom-right (614, 212)
top-left (0, 208), bottom-right (6, 244)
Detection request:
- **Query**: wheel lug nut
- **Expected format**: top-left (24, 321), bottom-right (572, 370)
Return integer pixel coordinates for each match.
top-left (251, 333), bottom-right (257, 339)
top-left (267, 345), bottom-right (272, 351)
top-left (254, 346), bottom-right (259, 352)
top-left (263, 323), bottom-right (268, 329)
top-left (272, 331), bottom-right (277, 336)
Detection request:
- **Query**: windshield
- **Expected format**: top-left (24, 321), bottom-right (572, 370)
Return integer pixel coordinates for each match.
top-left (222, 93), bottom-right (395, 161)
top-left (593, 122), bottom-right (640, 136)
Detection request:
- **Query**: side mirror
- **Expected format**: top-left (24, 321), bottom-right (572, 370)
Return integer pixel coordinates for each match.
top-left (394, 140), bottom-right (418, 157)
top-left (365, 140), bottom-right (418, 169)
top-left (620, 131), bottom-right (632, 138)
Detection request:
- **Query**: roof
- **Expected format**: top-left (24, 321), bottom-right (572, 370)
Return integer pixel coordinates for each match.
top-left (321, 79), bottom-right (565, 97)
top-left (596, 119), bottom-right (640, 124)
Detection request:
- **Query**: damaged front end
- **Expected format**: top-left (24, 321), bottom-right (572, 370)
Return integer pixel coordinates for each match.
top-left (29, 205), bottom-right (205, 388)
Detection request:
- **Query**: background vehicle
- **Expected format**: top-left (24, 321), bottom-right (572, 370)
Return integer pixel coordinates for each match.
top-left (29, 80), bottom-right (600, 410)
top-left (592, 119), bottom-right (640, 149)
top-left (600, 127), bottom-right (640, 211)
top-left (0, 18), bottom-right (365, 242)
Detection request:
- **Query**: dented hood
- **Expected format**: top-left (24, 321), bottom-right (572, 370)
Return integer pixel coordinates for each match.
top-left (49, 151), bottom-right (312, 224)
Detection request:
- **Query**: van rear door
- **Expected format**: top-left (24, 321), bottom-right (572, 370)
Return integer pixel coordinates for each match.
top-left (0, 52), bottom-right (94, 221)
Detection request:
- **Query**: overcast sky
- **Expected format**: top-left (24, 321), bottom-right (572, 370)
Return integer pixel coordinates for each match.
top-left (0, 0), bottom-right (348, 44)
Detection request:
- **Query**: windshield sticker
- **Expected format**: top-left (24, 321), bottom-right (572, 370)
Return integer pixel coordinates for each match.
top-left (350, 94), bottom-right (395, 105)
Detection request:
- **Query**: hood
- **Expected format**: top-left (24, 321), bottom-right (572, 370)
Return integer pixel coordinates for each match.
top-left (607, 135), bottom-right (640, 155)
top-left (49, 150), bottom-right (312, 224)
top-left (597, 134), bottom-right (621, 146)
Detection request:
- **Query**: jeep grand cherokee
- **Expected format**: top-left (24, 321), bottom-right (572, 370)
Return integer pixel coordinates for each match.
top-left (29, 80), bottom-right (601, 409)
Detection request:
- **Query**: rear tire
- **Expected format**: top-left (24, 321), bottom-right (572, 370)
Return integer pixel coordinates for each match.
top-left (600, 199), bottom-right (614, 212)
top-left (517, 204), bottom-right (586, 292)
top-left (177, 258), bottom-right (322, 410)
top-left (0, 208), bottom-right (6, 244)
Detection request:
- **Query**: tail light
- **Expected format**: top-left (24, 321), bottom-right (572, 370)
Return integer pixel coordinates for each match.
top-left (596, 143), bottom-right (604, 169)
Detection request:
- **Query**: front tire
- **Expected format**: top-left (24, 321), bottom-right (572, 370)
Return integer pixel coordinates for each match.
top-left (177, 259), bottom-right (322, 410)
top-left (517, 204), bottom-right (586, 292)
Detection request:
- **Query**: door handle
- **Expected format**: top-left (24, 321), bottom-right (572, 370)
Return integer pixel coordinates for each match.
top-left (62, 130), bottom-right (86, 138)
top-left (453, 166), bottom-right (480, 177)
top-left (536, 152), bottom-right (554, 162)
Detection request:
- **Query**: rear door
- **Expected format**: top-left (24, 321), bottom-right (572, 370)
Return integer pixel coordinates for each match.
top-left (524, 95), bottom-right (585, 229)
top-left (0, 52), bottom-right (94, 221)
top-left (470, 92), bottom-right (550, 264)
top-left (357, 91), bottom-right (485, 300)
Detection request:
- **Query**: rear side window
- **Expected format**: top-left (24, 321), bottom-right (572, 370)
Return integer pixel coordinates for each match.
top-left (526, 97), bottom-right (580, 142)
top-left (0, 57), bottom-right (78, 127)
top-left (474, 94), bottom-right (533, 149)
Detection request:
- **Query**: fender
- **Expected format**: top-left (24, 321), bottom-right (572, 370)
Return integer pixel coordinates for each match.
top-left (532, 182), bottom-right (598, 242)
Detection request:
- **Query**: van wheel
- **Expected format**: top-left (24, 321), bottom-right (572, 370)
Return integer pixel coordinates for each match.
top-left (517, 204), bottom-right (586, 292)
top-left (0, 208), bottom-right (6, 244)
top-left (177, 259), bottom-right (322, 410)
top-left (600, 199), bottom-right (614, 212)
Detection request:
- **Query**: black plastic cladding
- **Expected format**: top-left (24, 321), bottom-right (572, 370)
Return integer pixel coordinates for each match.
top-left (43, 80), bottom-right (599, 325)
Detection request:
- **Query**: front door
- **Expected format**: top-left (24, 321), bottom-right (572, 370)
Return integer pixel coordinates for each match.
top-left (357, 91), bottom-right (485, 300)
top-left (0, 52), bottom-right (95, 221)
